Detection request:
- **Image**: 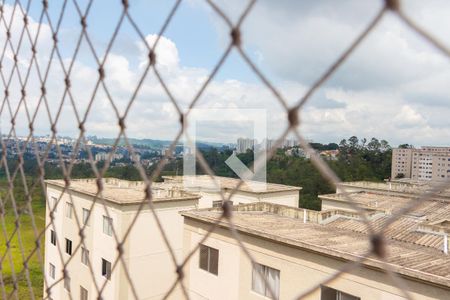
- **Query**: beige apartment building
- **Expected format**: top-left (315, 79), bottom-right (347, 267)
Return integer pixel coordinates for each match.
top-left (182, 187), bottom-right (450, 299)
top-left (391, 146), bottom-right (450, 181)
top-left (44, 178), bottom-right (201, 300)
top-left (44, 176), bottom-right (301, 299)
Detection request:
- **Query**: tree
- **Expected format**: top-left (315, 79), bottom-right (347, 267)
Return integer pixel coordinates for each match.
top-left (367, 138), bottom-right (381, 152)
top-left (380, 140), bottom-right (391, 152)
top-left (348, 136), bottom-right (359, 151)
top-left (398, 144), bottom-right (414, 149)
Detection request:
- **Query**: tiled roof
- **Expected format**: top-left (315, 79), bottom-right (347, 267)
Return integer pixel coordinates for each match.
top-left (182, 202), bottom-right (450, 288)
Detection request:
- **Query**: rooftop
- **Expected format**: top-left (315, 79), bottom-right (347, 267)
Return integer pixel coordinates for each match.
top-left (320, 190), bottom-right (450, 242)
top-left (320, 191), bottom-right (449, 215)
top-left (163, 175), bottom-right (302, 193)
top-left (45, 178), bottom-right (200, 205)
top-left (337, 180), bottom-right (450, 199)
top-left (182, 202), bottom-right (450, 288)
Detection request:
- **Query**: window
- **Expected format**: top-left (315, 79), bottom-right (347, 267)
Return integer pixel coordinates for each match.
top-left (212, 200), bottom-right (233, 208)
top-left (64, 275), bottom-right (70, 291)
top-left (102, 258), bottom-right (112, 280)
top-left (50, 196), bottom-right (57, 212)
top-left (80, 286), bottom-right (88, 300)
top-left (321, 286), bottom-right (360, 300)
top-left (81, 247), bottom-right (89, 265)
top-left (82, 208), bottom-right (90, 226)
top-left (50, 230), bottom-right (56, 246)
top-left (65, 238), bottom-right (72, 255)
top-left (65, 202), bottom-right (73, 219)
top-left (199, 244), bottom-right (219, 275)
top-left (49, 263), bottom-right (55, 279)
top-left (252, 263), bottom-right (280, 300)
top-left (103, 216), bottom-right (113, 236)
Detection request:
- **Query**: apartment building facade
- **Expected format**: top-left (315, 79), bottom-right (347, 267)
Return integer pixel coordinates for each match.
top-left (44, 176), bottom-right (302, 299)
top-left (391, 146), bottom-right (450, 181)
top-left (44, 178), bottom-right (200, 300)
top-left (182, 198), bottom-right (450, 300)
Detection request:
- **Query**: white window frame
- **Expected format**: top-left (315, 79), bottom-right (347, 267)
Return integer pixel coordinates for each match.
top-left (65, 238), bottom-right (72, 255)
top-left (103, 216), bottom-right (113, 236)
top-left (82, 208), bottom-right (90, 226)
top-left (65, 202), bottom-right (73, 219)
top-left (252, 263), bottom-right (280, 300)
top-left (212, 200), bottom-right (222, 208)
top-left (101, 258), bottom-right (112, 280)
top-left (64, 275), bottom-right (70, 291)
top-left (81, 247), bottom-right (89, 265)
top-left (80, 286), bottom-right (88, 300)
top-left (199, 244), bottom-right (219, 275)
top-left (212, 200), bottom-right (233, 208)
top-left (49, 263), bottom-right (55, 279)
top-left (50, 230), bottom-right (56, 246)
top-left (321, 285), bottom-right (360, 300)
top-left (50, 196), bottom-right (58, 212)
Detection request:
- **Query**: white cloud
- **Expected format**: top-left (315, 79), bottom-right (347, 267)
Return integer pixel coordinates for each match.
top-left (2, 1), bottom-right (450, 147)
top-left (393, 105), bottom-right (427, 128)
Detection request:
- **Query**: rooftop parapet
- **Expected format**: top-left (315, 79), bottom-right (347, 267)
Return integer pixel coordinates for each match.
top-left (45, 178), bottom-right (201, 205)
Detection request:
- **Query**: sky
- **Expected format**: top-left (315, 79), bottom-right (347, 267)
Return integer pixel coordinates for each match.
top-left (1, 0), bottom-right (450, 147)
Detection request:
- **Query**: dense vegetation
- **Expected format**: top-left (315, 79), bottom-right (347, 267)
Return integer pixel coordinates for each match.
top-left (0, 177), bottom-right (46, 298)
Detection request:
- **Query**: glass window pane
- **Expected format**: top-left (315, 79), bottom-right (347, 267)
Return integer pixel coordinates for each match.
top-left (199, 245), bottom-right (208, 271)
top-left (265, 267), bottom-right (280, 300)
top-left (338, 291), bottom-right (360, 300)
top-left (102, 258), bottom-right (111, 280)
top-left (50, 230), bottom-right (56, 245)
top-left (64, 276), bottom-right (70, 291)
top-left (49, 263), bottom-right (55, 279)
top-left (80, 286), bottom-right (88, 300)
top-left (65, 202), bottom-right (72, 219)
top-left (81, 248), bottom-right (89, 265)
top-left (103, 216), bottom-right (112, 236)
top-left (209, 247), bottom-right (219, 275)
top-left (51, 196), bottom-right (57, 212)
top-left (82, 208), bottom-right (90, 225)
top-left (106, 260), bottom-right (111, 279)
top-left (321, 286), bottom-right (360, 300)
top-left (252, 263), bottom-right (265, 295)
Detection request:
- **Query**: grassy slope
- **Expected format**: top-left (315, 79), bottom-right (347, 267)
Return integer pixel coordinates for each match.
top-left (0, 178), bottom-right (46, 299)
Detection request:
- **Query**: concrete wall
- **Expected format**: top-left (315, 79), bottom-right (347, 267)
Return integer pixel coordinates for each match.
top-left (122, 200), bottom-right (197, 299)
top-left (183, 218), bottom-right (450, 300)
top-left (321, 198), bottom-right (357, 212)
top-left (184, 229), bottom-right (241, 300)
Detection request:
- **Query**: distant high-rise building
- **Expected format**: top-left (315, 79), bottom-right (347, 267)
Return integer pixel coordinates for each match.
top-left (391, 146), bottom-right (450, 180)
top-left (247, 138), bottom-right (300, 153)
top-left (283, 138), bottom-right (299, 148)
top-left (236, 138), bottom-right (256, 154)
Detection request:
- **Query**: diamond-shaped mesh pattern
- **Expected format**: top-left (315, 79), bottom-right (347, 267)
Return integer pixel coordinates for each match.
top-left (0, 0), bottom-right (449, 299)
